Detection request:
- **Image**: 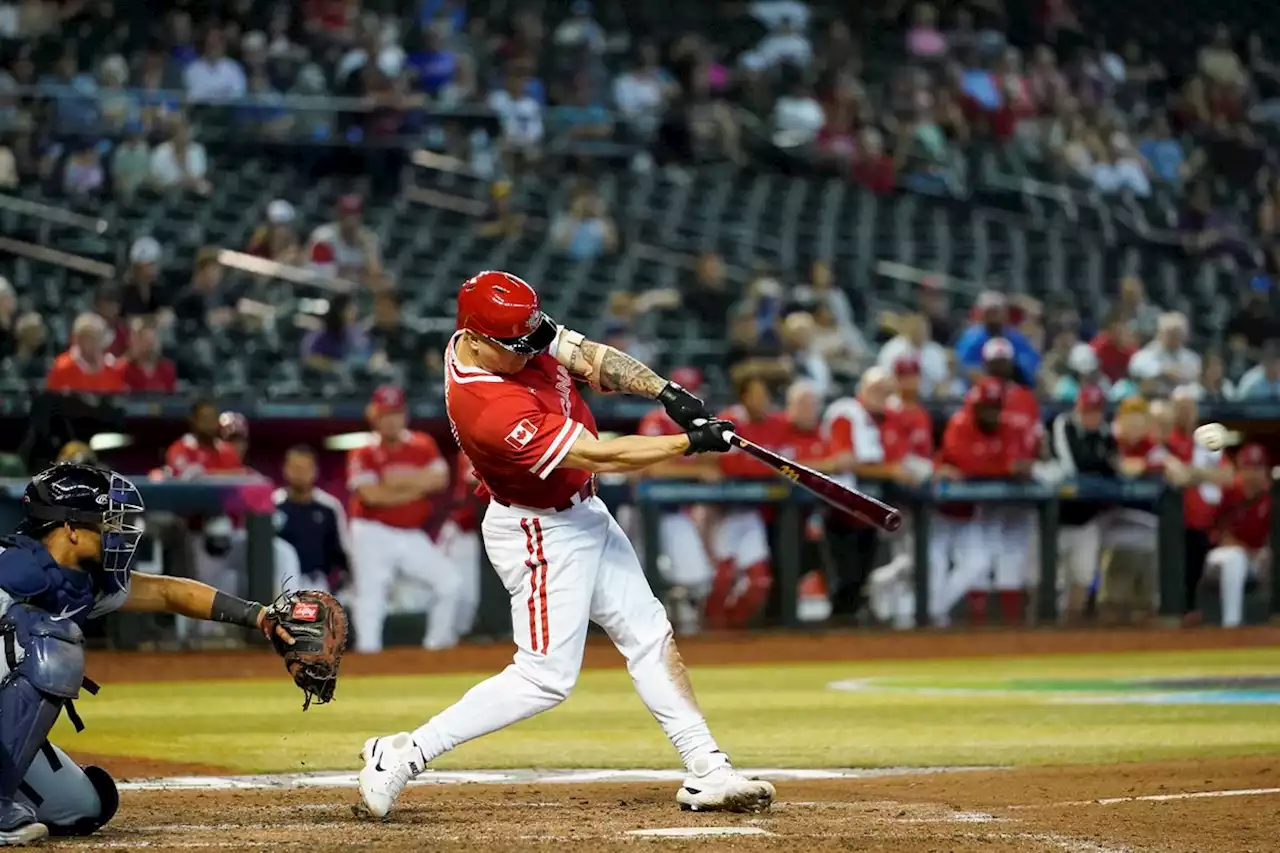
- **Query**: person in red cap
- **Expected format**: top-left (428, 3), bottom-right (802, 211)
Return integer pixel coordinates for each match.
top-left (1203, 443), bottom-right (1273, 627)
top-left (934, 377), bottom-right (1036, 626)
top-left (1044, 384), bottom-right (1118, 622)
top-left (980, 336), bottom-right (1043, 615)
top-left (634, 366), bottom-right (718, 634)
top-left (356, 270), bottom-right (771, 819)
top-left (305, 194), bottom-right (384, 285)
top-left (346, 384), bottom-right (457, 653)
top-left (885, 355), bottom-right (934, 466)
top-left (218, 411), bottom-right (250, 462)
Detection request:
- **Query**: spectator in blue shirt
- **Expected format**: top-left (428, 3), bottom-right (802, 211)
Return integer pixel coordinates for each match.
top-left (407, 18), bottom-right (462, 99)
top-left (955, 291), bottom-right (1042, 386)
top-left (39, 50), bottom-right (98, 134)
top-left (1235, 340), bottom-right (1280, 399)
top-left (302, 293), bottom-right (371, 370)
top-left (1138, 113), bottom-right (1194, 185)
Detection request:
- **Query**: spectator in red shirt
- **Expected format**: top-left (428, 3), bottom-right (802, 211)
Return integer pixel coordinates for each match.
top-left (45, 313), bottom-right (125, 395)
top-left (306, 194), bottom-right (384, 287)
top-left (120, 316), bottom-right (177, 393)
top-left (1090, 309), bottom-right (1139, 383)
top-left (849, 127), bottom-right (896, 195)
top-left (1204, 443), bottom-right (1272, 627)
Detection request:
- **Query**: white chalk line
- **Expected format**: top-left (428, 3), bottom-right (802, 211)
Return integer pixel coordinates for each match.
top-left (1009, 786), bottom-right (1280, 809)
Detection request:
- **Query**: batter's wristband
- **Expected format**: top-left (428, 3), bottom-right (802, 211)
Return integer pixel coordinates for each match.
top-left (211, 591), bottom-right (265, 630)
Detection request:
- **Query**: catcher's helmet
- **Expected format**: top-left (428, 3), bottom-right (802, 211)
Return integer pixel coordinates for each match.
top-left (218, 411), bottom-right (249, 441)
top-left (456, 270), bottom-right (556, 355)
top-left (19, 463), bottom-right (145, 585)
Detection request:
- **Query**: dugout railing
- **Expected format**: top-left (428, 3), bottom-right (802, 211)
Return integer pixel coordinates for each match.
top-left (2, 475), bottom-right (1276, 649)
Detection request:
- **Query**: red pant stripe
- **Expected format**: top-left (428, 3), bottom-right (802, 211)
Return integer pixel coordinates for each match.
top-left (532, 518), bottom-right (550, 654)
top-left (521, 518), bottom-right (541, 653)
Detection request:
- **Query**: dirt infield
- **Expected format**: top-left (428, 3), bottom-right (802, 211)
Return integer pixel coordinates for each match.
top-left (64, 757), bottom-right (1280, 852)
top-left (86, 625), bottom-right (1280, 684)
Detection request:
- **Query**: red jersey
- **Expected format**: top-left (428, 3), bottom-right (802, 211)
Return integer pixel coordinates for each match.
top-left (821, 396), bottom-right (887, 466)
top-left (444, 332), bottom-right (596, 509)
top-left (638, 408), bottom-right (683, 438)
top-left (883, 401), bottom-right (934, 462)
top-left (938, 409), bottom-right (1029, 478)
top-left (121, 357), bottom-right (177, 394)
top-left (1214, 480), bottom-right (1272, 550)
top-left (347, 431), bottom-right (447, 529)
top-left (1176, 429), bottom-right (1227, 531)
top-left (715, 404), bottom-right (790, 478)
top-left (449, 451), bottom-right (481, 533)
top-left (772, 419), bottom-right (831, 465)
top-left (1001, 381), bottom-right (1042, 456)
top-left (1117, 436), bottom-right (1170, 474)
top-left (164, 434), bottom-right (243, 478)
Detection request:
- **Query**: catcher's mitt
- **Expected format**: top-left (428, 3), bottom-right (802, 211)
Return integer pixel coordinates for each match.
top-left (262, 590), bottom-right (348, 710)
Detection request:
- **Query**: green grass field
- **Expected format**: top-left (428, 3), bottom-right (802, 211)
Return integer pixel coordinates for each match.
top-left (61, 649), bottom-right (1280, 774)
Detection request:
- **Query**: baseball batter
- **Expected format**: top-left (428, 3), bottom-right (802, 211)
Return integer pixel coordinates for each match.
top-left (0, 463), bottom-right (306, 845)
top-left (357, 271), bottom-right (774, 817)
top-left (347, 386), bottom-right (458, 653)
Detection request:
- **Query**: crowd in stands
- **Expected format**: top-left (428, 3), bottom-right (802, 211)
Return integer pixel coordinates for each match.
top-left (0, 0), bottom-right (1278, 407)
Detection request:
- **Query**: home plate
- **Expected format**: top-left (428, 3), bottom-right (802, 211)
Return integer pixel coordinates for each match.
top-left (628, 827), bottom-right (775, 838)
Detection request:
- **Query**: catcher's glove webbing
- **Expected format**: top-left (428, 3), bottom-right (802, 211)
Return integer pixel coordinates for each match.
top-left (262, 590), bottom-right (348, 710)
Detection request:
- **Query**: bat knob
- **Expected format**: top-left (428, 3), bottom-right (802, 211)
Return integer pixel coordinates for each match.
top-left (882, 511), bottom-right (904, 533)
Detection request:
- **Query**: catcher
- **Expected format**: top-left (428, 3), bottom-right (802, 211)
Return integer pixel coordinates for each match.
top-left (0, 463), bottom-right (346, 846)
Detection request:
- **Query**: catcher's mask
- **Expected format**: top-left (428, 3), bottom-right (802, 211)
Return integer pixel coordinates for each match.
top-left (23, 466), bottom-right (145, 587)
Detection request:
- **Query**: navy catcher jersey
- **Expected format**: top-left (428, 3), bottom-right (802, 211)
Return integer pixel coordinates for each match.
top-left (0, 535), bottom-right (129, 629)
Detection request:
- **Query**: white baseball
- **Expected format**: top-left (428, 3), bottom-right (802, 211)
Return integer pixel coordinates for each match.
top-left (1194, 423), bottom-right (1228, 451)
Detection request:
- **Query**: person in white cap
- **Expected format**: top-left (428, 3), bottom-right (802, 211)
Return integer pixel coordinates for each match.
top-left (1127, 312), bottom-right (1201, 393)
top-left (122, 237), bottom-right (166, 317)
top-left (954, 291), bottom-right (1042, 386)
top-left (247, 199), bottom-right (301, 263)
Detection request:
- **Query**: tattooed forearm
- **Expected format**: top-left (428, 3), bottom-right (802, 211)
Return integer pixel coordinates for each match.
top-left (578, 340), bottom-right (667, 398)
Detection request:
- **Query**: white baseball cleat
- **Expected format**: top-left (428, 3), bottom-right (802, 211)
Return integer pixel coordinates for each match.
top-left (356, 732), bottom-right (427, 818)
top-left (675, 753), bottom-right (775, 813)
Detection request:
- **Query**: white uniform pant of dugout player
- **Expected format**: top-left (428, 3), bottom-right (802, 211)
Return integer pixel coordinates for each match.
top-left (711, 510), bottom-right (770, 572)
top-left (928, 507), bottom-right (1033, 624)
top-left (411, 496), bottom-right (714, 765)
top-left (1203, 545), bottom-right (1265, 628)
top-left (436, 520), bottom-right (482, 637)
top-left (349, 518), bottom-right (461, 653)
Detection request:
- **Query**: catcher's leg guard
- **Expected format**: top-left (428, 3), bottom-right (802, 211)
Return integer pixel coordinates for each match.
top-left (0, 605), bottom-right (86, 801)
top-left (17, 741), bottom-right (117, 837)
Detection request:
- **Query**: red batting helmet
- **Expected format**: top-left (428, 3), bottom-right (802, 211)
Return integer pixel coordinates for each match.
top-left (218, 411), bottom-right (248, 441)
top-left (456, 270), bottom-right (557, 355)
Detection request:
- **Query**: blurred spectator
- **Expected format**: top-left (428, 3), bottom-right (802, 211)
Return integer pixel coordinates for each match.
top-left (133, 55), bottom-right (181, 133)
top-left (1089, 309), bottom-right (1138, 383)
top-left (240, 68), bottom-right (293, 139)
top-left (0, 137), bottom-right (15, 189)
top-left (772, 68), bottom-right (825, 146)
top-left (306, 195), bottom-right (384, 286)
top-left (477, 179), bottom-right (524, 237)
top-left (0, 276), bottom-right (14, 358)
top-left (1128, 312), bottom-right (1202, 390)
top-left (848, 127), bottom-right (896, 195)
top-left (45, 312), bottom-right (124, 394)
top-left (149, 119), bottom-right (211, 196)
top-left (365, 289), bottom-right (419, 377)
top-left (183, 29), bottom-right (247, 101)
top-left (290, 63), bottom-right (336, 140)
top-left (613, 42), bottom-right (676, 142)
top-left (1090, 134), bottom-right (1150, 197)
top-left (558, 73), bottom-right (614, 143)
top-left (878, 312), bottom-right (948, 399)
top-left (683, 252), bottom-right (731, 336)
top-left (406, 15), bottom-right (475, 104)
top-left (1234, 339), bottom-right (1280, 399)
top-left (1225, 289), bottom-right (1279, 356)
top-left (111, 122), bottom-right (151, 201)
top-left (790, 261), bottom-right (864, 355)
top-left (955, 291), bottom-right (1041, 386)
top-left (41, 49), bottom-right (98, 135)
top-left (1198, 24), bottom-right (1247, 90)
top-left (61, 138), bottom-right (104, 198)
top-left (725, 310), bottom-right (792, 389)
top-left (551, 186), bottom-right (618, 260)
top-left (91, 285), bottom-right (129, 357)
top-left (780, 312), bottom-right (831, 398)
top-left (3, 312), bottom-right (49, 382)
top-left (906, 3), bottom-right (947, 60)
top-left (1196, 350), bottom-right (1236, 399)
top-left (1052, 342), bottom-right (1109, 402)
top-left (742, 14), bottom-right (812, 72)
top-left (302, 293), bottom-right (370, 370)
top-left (96, 54), bottom-right (138, 132)
top-left (120, 316), bottom-right (177, 394)
top-left (247, 199), bottom-right (302, 264)
top-left (173, 248), bottom-right (235, 334)
top-left (121, 236), bottom-right (167, 318)
top-left (553, 0), bottom-right (606, 54)
top-left (1138, 114), bottom-right (1199, 186)
top-left (487, 66), bottom-right (544, 173)
top-left (1180, 182), bottom-right (1260, 267)
top-left (1116, 278), bottom-right (1159, 342)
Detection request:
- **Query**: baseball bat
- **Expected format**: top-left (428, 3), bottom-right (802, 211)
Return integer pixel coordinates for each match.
top-left (722, 430), bottom-right (904, 532)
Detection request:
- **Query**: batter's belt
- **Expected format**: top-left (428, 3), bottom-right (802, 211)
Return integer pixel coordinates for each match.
top-left (492, 478), bottom-right (596, 513)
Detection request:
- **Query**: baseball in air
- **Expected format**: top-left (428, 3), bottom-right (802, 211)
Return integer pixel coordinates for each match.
top-left (1194, 423), bottom-right (1228, 450)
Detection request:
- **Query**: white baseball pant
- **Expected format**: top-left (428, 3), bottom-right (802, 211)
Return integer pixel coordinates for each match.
top-left (1058, 522), bottom-right (1102, 590)
top-left (943, 514), bottom-right (1001, 610)
top-left (658, 512), bottom-right (716, 597)
top-left (711, 510), bottom-right (770, 568)
top-left (438, 519), bottom-right (482, 637)
top-left (1203, 546), bottom-right (1260, 628)
top-left (927, 514), bottom-right (973, 625)
top-left (992, 507), bottom-right (1036, 590)
top-left (410, 496), bottom-right (721, 770)
top-left (349, 518), bottom-right (460, 653)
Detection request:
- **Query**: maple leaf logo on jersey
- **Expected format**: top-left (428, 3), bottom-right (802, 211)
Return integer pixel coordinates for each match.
top-left (505, 419), bottom-right (538, 449)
